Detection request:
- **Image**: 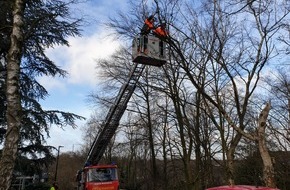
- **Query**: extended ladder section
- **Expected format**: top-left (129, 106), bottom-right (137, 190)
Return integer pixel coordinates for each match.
top-left (86, 63), bottom-right (145, 165)
top-left (85, 35), bottom-right (166, 166)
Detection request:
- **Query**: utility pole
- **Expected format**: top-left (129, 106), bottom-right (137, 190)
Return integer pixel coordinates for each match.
top-left (54, 146), bottom-right (63, 182)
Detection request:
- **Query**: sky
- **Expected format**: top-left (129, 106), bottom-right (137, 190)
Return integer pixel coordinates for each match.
top-left (38, 0), bottom-right (290, 154)
top-left (39, 0), bottom-right (129, 153)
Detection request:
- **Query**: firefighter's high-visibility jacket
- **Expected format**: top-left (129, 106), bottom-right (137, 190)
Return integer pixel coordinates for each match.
top-left (153, 26), bottom-right (168, 38)
top-left (141, 15), bottom-right (155, 35)
top-left (145, 18), bottom-right (154, 29)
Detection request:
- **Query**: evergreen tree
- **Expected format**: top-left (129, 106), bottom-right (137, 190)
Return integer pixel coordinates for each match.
top-left (0, 0), bottom-right (84, 188)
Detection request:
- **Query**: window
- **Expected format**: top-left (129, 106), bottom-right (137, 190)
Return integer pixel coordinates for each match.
top-left (87, 168), bottom-right (118, 182)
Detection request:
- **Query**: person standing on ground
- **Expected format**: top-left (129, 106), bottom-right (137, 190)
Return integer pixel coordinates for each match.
top-left (50, 182), bottom-right (58, 190)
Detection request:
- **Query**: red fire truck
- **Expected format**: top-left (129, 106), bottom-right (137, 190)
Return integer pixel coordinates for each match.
top-left (77, 164), bottom-right (119, 190)
top-left (76, 35), bottom-right (166, 190)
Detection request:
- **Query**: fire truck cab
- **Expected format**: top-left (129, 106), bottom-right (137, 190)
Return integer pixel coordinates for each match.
top-left (77, 164), bottom-right (119, 190)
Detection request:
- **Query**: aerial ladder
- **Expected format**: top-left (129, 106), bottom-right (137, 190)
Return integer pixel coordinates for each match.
top-left (85, 62), bottom-right (145, 165)
top-left (76, 33), bottom-right (167, 190)
top-left (86, 34), bottom-right (166, 166)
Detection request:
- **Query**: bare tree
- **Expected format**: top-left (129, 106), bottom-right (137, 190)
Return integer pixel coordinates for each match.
top-left (266, 69), bottom-right (290, 148)
top-left (257, 103), bottom-right (273, 187)
top-left (99, 0), bottom-right (289, 188)
top-left (160, 0), bottom-right (289, 187)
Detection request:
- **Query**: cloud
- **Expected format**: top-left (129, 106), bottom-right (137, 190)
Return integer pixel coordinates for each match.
top-left (46, 31), bottom-right (121, 88)
top-left (66, 33), bottom-right (120, 85)
top-left (42, 0), bottom-right (127, 91)
top-left (46, 125), bottom-right (84, 152)
top-left (38, 76), bottom-right (67, 93)
top-left (41, 0), bottom-right (127, 152)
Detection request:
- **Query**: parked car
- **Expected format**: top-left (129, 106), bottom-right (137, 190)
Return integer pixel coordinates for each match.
top-left (206, 185), bottom-right (280, 190)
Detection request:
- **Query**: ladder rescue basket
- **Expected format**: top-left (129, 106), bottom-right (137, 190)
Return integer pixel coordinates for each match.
top-left (132, 35), bottom-right (166, 67)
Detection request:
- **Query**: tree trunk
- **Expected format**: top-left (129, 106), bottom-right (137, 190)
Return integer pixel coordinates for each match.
top-left (147, 115), bottom-right (159, 189)
top-left (0, 0), bottom-right (24, 189)
top-left (144, 82), bottom-right (159, 189)
top-left (257, 102), bottom-right (276, 187)
top-left (161, 100), bottom-right (169, 190)
top-left (177, 109), bottom-right (194, 190)
top-left (194, 91), bottom-right (202, 190)
top-left (226, 133), bottom-right (242, 186)
top-left (226, 146), bottom-right (236, 186)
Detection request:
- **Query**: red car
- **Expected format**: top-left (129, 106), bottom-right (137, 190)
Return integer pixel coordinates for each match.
top-left (206, 185), bottom-right (280, 190)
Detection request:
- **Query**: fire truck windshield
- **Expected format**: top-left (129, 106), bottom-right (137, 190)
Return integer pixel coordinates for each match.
top-left (87, 168), bottom-right (118, 182)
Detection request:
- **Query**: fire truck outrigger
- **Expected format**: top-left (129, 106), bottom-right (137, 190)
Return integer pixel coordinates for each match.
top-left (76, 24), bottom-right (167, 189)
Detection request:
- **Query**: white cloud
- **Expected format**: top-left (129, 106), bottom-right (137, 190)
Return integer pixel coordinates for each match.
top-left (46, 125), bottom-right (84, 153)
top-left (46, 32), bottom-right (120, 88)
top-left (41, 0), bottom-right (127, 152)
top-left (38, 76), bottom-right (67, 93)
top-left (66, 33), bottom-right (120, 85)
